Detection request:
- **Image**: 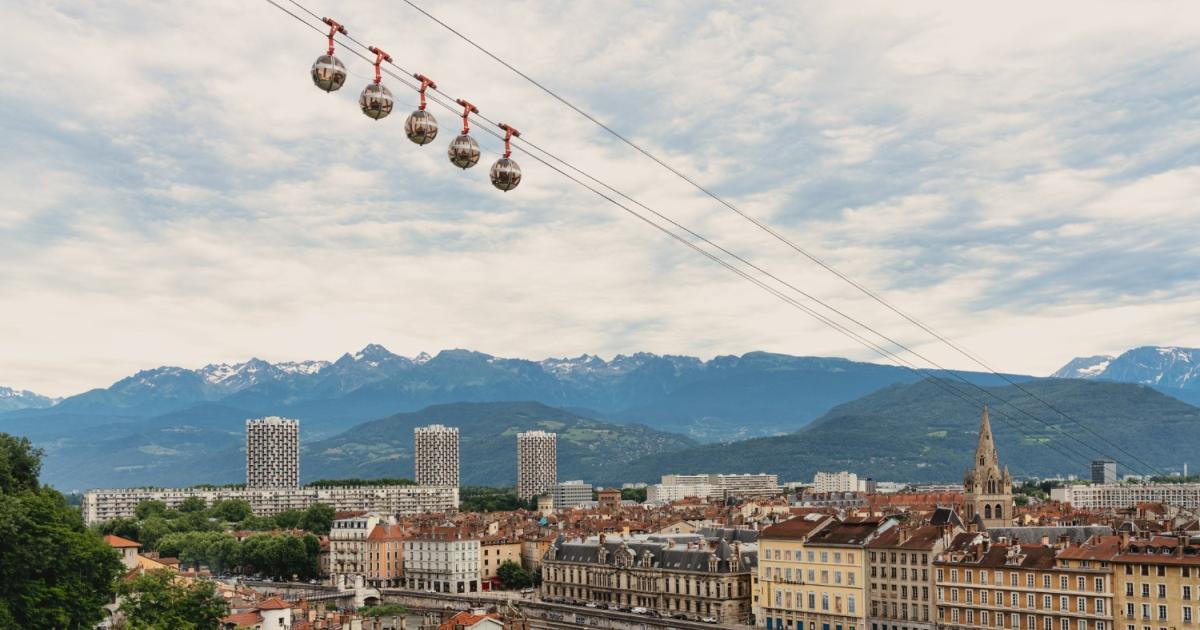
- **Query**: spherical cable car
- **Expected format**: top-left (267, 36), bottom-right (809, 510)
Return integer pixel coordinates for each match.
top-left (359, 46), bottom-right (394, 120)
top-left (405, 74), bottom-right (440, 146)
top-left (311, 18), bottom-right (348, 93)
top-left (490, 123), bottom-right (522, 191)
top-left (448, 99), bottom-right (481, 169)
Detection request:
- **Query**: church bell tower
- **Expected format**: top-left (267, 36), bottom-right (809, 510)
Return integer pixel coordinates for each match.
top-left (963, 406), bottom-right (1014, 530)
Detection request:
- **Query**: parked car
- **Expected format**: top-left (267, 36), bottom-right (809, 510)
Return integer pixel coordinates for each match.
top-left (585, 602), bottom-right (598, 608)
top-left (631, 607), bottom-right (649, 615)
top-left (672, 613), bottom-right (690, 620)
top-left (701, 616), bottom-right (718, 623)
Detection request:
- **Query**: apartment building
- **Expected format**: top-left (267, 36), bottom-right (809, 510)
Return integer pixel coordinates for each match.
top-left (246, 417), bottom-right (300, 489)
top-left (414, 424), bottom-right (459, 487)
top-left (1050, 485), bottom-right (1200, 510)
top-left (480, 536), bottom-right (523, 587)
top-left (541, 532), bottom-right (757, 624)
top-left (330, 512), bottom-right (391, 578)
top-left (82, 484), bottom-right (459, 525)
top-left (517, 431), bottom-right (557, 500)
top-left (757, 516), bottom-right (885, 630)
top-left (657, 474), bottom-right (781, 500)
top-left (1109, 534), bottom-right (1200, 630)
top-left (550, 481), bottom-right (593, 510)
top-left (365, 523), bottom-right (407, 588)
top-left (934, 532), bottom-right (1114, 630)
top-left (402, 529), bottom-right (481, 594)
top-left (814, 472), bottom-right (860, 494)
top-left (867, 524), bottom-right (955, 630)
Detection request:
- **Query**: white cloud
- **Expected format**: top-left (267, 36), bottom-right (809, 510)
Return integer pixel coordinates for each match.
top-left (0, 0), bottom-right (1198, 396)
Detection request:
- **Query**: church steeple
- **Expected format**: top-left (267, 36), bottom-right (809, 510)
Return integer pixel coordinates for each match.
top-left (975, 405), bottom-right (997, 468)
top-left (963, 405), bottom-right (1013, 530)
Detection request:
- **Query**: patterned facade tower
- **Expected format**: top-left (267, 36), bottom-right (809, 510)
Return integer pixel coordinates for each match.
top-left (246, 417), bottom-right (300, 489)
top-left (414, 424), bottom-right (459, 487)
top-left (516, 430), bottom-right (557, 500)
top-left (963, 406), bottom-right (1013, 529)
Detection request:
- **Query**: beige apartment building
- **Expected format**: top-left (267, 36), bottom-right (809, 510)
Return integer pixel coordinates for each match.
top-left (867, 524), bottom-right (956, 630)
top-left (480, 536), bottom-right (523, 587)
top-left (757, 516), bottom-right (883, 630)
top-left (934, 533), bottom-right (1114, 630)
top-left (364, 522), bottom-right (407, 588)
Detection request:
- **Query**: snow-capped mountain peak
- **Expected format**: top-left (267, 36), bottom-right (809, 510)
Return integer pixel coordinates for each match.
top-left (1053, 346), bottom-right (1200, 391)
top-left (1051, 355), bottom-right (1115, 379)
top-left (0, 386), bottom-right (59, 412)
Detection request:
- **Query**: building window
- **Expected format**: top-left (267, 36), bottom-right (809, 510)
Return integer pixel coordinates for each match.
top-left (1159, 606), bottom-right (1168, 621)
top-left (1183, 607), bottom-right (1193, 623)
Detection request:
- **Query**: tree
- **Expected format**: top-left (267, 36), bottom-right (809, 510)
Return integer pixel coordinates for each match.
top-left (134, 500), bottom-right (168, 520)
top-left (300, 503), bottom-right (334, 534)
top-left (118, 569), bottom-right (228, 630)
top-left (0, 433), bottom-right (122, 629)
top-left (496, 560), bottom-right (533, 589)
top-left (620, 488), bottom-right (647, 503)
top-left (177, 496), bottom-right (207, 513)
top-left (273, 509), bottom-right (304, 530)
top-left (0, 434), bottom-right (41, 493)
top-left (209, 499), bottom-right (252, 523)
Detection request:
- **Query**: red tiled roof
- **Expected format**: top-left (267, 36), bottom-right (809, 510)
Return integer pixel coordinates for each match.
top-left (760, 515), bottom-right (834, 539)
top-left (104, 534), bottom-right (141, 548)
top-left (223, 611), bottom-right (264, 626)
top-left (367, 523), bottom-right (408, 542)
top-left (257, 596), bottom-right (292, 610)
top-left (438, 611), bottom-right (500, 630)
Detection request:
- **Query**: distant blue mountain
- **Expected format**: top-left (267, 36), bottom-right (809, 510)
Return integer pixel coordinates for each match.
top-left (0, 344), bottom-right (1036, 490)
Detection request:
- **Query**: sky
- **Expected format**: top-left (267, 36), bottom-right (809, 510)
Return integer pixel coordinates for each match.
top-left (2, 0), bottom-right (1198, 397)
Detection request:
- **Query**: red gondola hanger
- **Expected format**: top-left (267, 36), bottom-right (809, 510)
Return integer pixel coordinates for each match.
top-left (368, 46), bottom-right (392, 85)
top-left (456, 99), bottom-right (480, 134)
top-left (322, 17), bottom-right (346, 56)
top-left (415, 74), bottom-right (437, 111)
top-left (498, 123), bottom-right (520, 158)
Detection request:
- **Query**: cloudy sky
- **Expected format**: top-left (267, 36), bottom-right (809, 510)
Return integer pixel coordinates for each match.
top-left (2, 0), bottom-right (1198, 397)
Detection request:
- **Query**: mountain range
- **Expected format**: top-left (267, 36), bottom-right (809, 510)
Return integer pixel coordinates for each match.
top-left (4, 345), bottom-right (992, 441)
top-left (4, 344), bottom-right (1200, 490)
top-left (619, 378), bottom-right (1200, 483)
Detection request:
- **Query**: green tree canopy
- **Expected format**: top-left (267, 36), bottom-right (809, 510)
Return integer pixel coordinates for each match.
top-left (177, 496), bottom-right (207, 513)
top-left (209, 499), bottom-right (253, 522)
top-left (496, 560), bottom-right (533, 589)
top-left (0, 433), bottom-right (122, 629)
top-left (300, 503), bottom-right (334, 534)
top-left (0, 434), bottom-right (41, 494)
top-left (118, 569), bottom-right (228, 630)
top-left (134, 499), bottom-right (168, 520)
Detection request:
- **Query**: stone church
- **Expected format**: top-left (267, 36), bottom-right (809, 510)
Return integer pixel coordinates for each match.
top-left (963, 406), bottom-right (1014, 529)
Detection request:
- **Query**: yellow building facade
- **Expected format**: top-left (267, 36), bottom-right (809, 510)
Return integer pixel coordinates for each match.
top-left (758, 516), bottom-right (883, 630)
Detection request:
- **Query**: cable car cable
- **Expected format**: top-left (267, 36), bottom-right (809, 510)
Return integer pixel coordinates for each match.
top-left (386, 0), bottom-right (1165, 477)
top-left (260, 0), bottom-right (1146, 476)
